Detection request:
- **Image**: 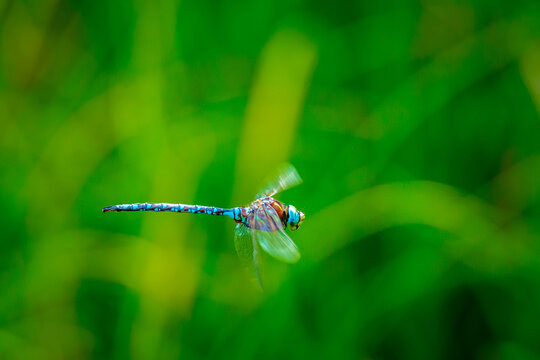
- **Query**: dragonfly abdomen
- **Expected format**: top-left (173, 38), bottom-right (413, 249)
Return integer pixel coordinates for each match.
top-left (102, 202), bottom-right (245, 221)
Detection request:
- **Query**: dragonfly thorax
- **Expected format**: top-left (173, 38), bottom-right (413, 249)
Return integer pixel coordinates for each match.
top-left (250, 197), bottom-right (304, 231)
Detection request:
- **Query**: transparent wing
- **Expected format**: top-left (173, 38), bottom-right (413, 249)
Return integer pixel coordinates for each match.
top-left (256, 163), bottom-right (303, 199)
top-left (250, 203), bottom-right (301, 263)
top-left (234, 223), bottom-right (263, 289)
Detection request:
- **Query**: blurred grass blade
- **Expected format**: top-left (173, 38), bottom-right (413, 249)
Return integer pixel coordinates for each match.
top-left (234, 30), bottom-right (317, 200)
top-left (301, 181), bottom-right (534, 270)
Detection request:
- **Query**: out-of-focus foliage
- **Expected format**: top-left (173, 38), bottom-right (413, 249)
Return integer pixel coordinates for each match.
top-left (1, 0), bottom-right (540, 358)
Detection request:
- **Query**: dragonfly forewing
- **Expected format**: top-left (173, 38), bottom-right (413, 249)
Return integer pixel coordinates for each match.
top-left (250, 203), bottom-right (301, 263)
top-left (256, 163), bottom-right (303, 199)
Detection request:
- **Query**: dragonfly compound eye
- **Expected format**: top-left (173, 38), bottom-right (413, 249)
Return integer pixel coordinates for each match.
top-left (287, 205), bottom-right (304, 231)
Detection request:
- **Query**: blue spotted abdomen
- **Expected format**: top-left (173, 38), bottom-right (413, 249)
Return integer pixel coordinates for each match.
top-left (102, 202), bottom-right (247, 222)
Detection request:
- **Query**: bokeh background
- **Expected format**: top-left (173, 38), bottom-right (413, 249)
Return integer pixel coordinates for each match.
top-left (2, 0), bottom-right (540, 358)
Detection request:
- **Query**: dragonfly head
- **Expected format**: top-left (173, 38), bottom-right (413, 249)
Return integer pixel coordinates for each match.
top-left (287, 204), bottom-right (305, 231)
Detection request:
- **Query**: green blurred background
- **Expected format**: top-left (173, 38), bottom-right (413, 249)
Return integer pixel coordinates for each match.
top-left (2, 0), bottom-right (540, 358)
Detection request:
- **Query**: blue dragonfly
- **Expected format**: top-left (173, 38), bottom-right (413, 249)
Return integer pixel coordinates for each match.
top-left (103, 164), bottom-right (305, 286)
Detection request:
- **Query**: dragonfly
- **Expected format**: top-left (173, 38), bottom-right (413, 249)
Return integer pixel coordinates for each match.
top-left (103, 164), bottom-right (305, 287)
